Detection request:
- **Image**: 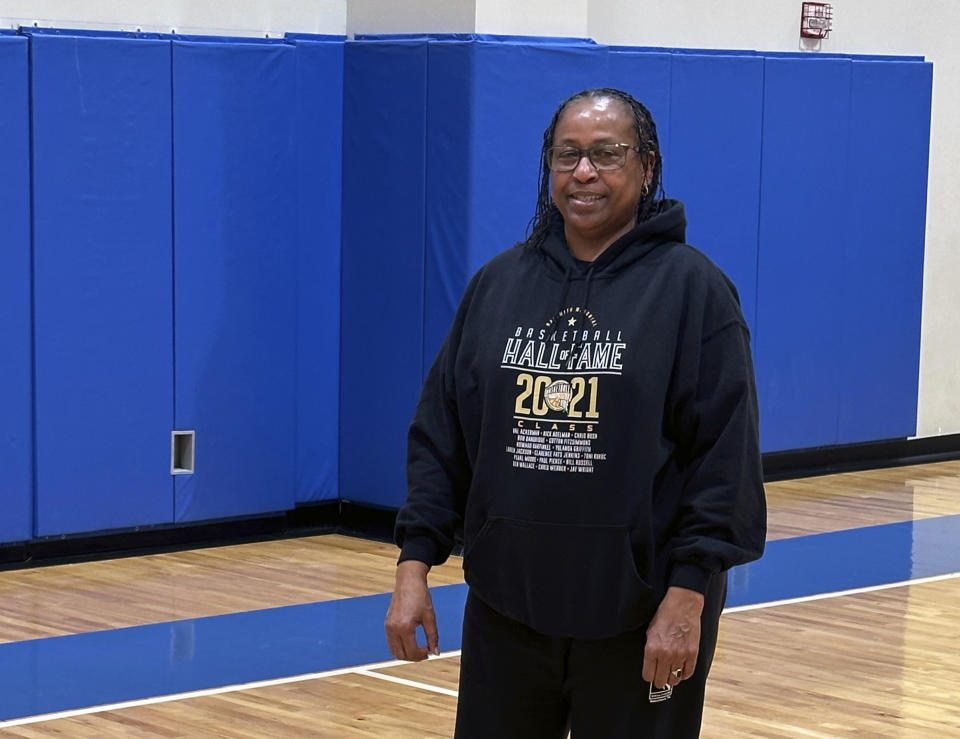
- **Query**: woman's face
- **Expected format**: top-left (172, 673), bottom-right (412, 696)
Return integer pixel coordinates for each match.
top-left (550, 97), bottom-right (651, 252)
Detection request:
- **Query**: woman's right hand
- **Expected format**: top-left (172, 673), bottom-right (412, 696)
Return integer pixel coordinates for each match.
top-left (384, 559), bottom-right (440, 661)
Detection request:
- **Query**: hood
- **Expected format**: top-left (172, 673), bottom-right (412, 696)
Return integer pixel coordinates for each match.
top-left (539, 198), bottom-right (688, 279)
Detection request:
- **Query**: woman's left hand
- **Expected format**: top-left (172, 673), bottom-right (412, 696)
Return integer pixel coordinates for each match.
top-left (642, 586), bottom-right (705, 689)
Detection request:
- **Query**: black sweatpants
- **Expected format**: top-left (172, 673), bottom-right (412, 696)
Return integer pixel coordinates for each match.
top-left (454, 573), bottom-right (727, 739)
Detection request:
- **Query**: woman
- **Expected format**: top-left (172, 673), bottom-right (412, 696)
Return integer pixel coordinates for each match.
top-left (385, 88), bottom-right (766, 738)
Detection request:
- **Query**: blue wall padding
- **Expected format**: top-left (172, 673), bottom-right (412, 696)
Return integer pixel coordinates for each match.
top-left (465, 41), bottom-right (612, 274)
top-left (836, 60), bottom-right (931, 442)
top-left (667, 54), bottom-right (763, 335)
top-left (289, 37), bottom-right (344, 504)
top-left (344, 38), bottom-right (620, 508)
top-left (0, 36), bottom-right (34, 542)
top-left (422, 40), bottom-right (474, 382)
top-left (606, 51), bottom-right (672, 183)
top-left (755, 58), bottom-right (852, 451)
top-left (20, 28), bottom-right (164, 40)
top-left (423, 40), bottom-right (614, 372)
top-left (30, 34), bottom-right (174, 535)
top-left (172, 40), bottom-right (298, 521)
top-left (357, 33), bottom-right (598, 44)
top-left (340, 40), bottom-right (429, 508)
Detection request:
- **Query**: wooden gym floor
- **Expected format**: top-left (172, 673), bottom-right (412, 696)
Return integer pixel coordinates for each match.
top-left (0, 461), bottom-right (959, 736)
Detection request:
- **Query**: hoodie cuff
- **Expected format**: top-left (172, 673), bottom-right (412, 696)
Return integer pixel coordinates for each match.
top-left (398, 536), bottom-right (442, 567)
top-left (668, 562), bottom-right (714, 595)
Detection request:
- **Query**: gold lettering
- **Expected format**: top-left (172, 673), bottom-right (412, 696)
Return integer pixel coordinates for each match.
top-left (514, 373), bottom-right (534, 415)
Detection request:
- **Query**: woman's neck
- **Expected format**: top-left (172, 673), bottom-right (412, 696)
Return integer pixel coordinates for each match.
top-left (565, 219), bottom-right (637, 262)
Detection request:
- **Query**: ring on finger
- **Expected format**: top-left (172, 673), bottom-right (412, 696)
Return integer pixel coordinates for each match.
top-left (672, 667), bottom-right (683, 680)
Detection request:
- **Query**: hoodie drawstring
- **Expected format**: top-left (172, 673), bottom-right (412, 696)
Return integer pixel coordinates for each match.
top-left (567, 265), bottom-right (595, 374)
top-left (552, 263), bottom-right (574, 334)
top-left (581, 265), bottom-right (595, 316)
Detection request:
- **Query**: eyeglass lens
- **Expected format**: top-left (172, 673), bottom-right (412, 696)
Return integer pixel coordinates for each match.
top-left (549, 145), bottom-right (629, 172)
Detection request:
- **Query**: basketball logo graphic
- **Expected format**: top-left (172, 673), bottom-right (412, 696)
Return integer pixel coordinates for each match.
top-left (544, 379), bottom-right (572, 413)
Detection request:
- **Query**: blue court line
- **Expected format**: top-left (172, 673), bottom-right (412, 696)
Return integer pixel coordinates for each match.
top-left (726, 512), bottom-right (959, 606)
top-left (1, 513), bottom-right (959, 722)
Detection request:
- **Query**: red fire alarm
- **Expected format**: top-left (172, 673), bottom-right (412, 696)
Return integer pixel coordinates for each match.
top-left (800, 2), bottom-right (833, 39)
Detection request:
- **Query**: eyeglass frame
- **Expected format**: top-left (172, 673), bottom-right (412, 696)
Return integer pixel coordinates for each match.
top-left (545, 142), bottom-right (644, 172)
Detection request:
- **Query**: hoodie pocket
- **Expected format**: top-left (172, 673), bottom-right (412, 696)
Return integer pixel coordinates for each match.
top-left (464, 516), bottom-right (656, 639)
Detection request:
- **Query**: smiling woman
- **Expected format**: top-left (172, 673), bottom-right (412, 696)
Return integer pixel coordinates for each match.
top-left (529, 88), bottom-right (664, 262)
top-left (386, 88), bottom-right (767, 739)
top-left (547, 96), bottom-right (654, 260)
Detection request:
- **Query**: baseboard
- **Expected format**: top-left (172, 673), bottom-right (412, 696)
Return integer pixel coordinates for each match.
top-left (0, 503), bottom-right (341, 571)
top-left (762, 432), bottom-right (960, 481)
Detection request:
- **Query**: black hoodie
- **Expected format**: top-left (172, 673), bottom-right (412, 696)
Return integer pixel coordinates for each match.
top-left (396, 199), bottom-right (766, 639)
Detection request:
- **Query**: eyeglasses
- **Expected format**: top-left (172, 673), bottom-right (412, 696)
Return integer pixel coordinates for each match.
top-left (546, 143), bottom-right (642, 172)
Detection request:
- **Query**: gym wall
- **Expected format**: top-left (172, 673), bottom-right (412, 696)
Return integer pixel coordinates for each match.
top-left (0, 27), bottom-right (933, 539)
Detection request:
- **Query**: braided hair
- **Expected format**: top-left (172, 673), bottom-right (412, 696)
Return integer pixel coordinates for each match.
top-left (525, 88), bottom-right (664, 250)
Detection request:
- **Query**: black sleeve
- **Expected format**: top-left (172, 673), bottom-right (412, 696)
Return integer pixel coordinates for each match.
top-left (393, 271), bottom-right (481, 567)
top-left (667, 321), bottom-right (767, 594)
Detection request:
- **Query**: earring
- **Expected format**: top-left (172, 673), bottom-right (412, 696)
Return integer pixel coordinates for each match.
top-left (641, 183), bottom-right (650, 197)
